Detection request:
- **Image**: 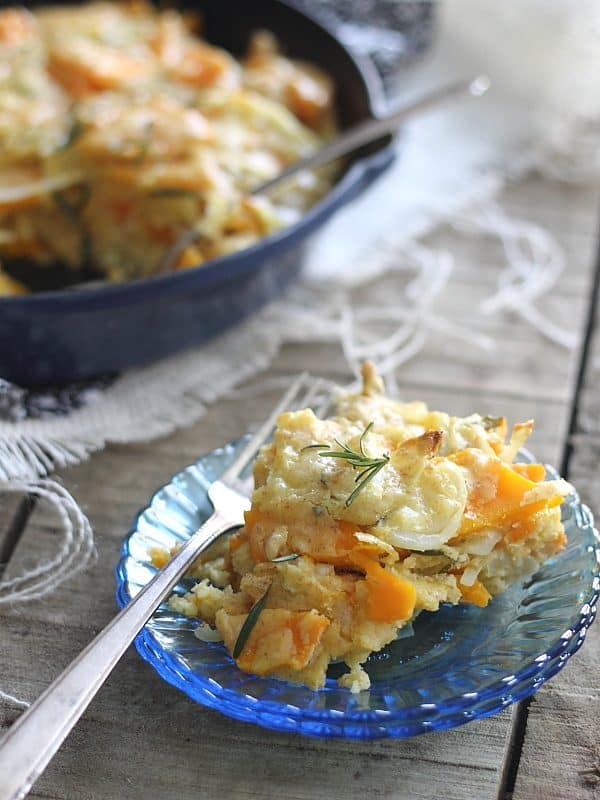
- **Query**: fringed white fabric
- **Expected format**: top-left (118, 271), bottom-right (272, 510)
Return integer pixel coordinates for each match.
top-left (0, 477), bottom-right (95, 708)
top-left (0, 320), bottom-right (282, 482)
top-left (335, 242), bottom-right (496, 394)
top-left (0, 210), bottom-right (577, 486)
top-left (0, 478), bottom-right (95, 605)
top-left (452, 203), bottom-right (577, 349)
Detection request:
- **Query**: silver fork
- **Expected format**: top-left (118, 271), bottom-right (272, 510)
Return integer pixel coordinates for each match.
top-left (0, 372), bottom-right (320, 800)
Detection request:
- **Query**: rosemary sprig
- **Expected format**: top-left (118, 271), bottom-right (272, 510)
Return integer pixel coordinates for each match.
top-left (271, 553), bottom-right (300, 563)
top-left (304, 421), bottom-right (390, 507)
top-left (232, 586), bottom-right (271, 660)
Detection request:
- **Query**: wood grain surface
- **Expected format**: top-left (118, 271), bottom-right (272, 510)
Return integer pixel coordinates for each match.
top-left (1, 174), bottom-right (599, 800)
top-left (512, 249), bottom-right (600, 800)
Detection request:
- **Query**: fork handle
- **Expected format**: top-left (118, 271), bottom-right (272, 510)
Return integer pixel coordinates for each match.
top-left (0, 496), bottom-right (245, 800)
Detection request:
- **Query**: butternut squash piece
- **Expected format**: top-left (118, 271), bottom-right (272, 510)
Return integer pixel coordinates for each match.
top-left (512, 463), bottom-right (546, 482)
top-left (217, 608), bottom-right (330, 674)
top-left (351, 551), bottom-right (416, 622)
top-left (450, 450), bottom-right (560, 538)
top-left (458, 578), bottom-right (491, 608)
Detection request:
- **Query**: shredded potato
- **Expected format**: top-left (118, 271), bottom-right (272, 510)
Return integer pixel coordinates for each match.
top-left (0, 1), bottom-right (337, 292)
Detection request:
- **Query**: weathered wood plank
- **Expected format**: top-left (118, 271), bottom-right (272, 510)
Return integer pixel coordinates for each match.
top-left (434, 229), bottom-right (599, 295)
top-left (0, 615), bottom-right (513, 800)
top-left (271, 333), bottom-right (579, 404)
top-left (0, 493), bottom-right (33, 575)
top-left (511, 435), bottom-right (600, 800)
top-left (501, 178), bottom-right (600, 233)
top-left (513, 258), bottom-right (600, 800)
top-left (0, 386), bottom-right (567, 799)
top-left (1, 172), bottom-right (596, 800)
top-left (358, 270), bottom-right (589, 333)
top-left (0, 379), bottom-right (522, 800)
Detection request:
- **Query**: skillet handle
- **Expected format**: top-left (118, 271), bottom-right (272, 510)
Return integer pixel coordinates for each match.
top-left (251, 75), bottom-right (488, 195)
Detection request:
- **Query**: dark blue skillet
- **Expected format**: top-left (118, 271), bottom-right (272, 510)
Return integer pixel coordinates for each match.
top-left (0, 0), bottom-right (395, 385)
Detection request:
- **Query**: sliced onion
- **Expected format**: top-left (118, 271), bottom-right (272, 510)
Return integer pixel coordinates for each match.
top-left (521, 479), bottom-right (572, 505)
top-left (193, 622), bottom-right (223, 643)
top-left (0, 172), bottom-right (84, 204)
top-left (460, 563), bottom-right (482, 587)
top-left (382, 506), bottom-right (463, 553)
top-left (354, 531), bottom-right (397, 560)
top-left (383, 530), bottom-right (452, 552)
top-left (458, 530), bottom-right (502, 556)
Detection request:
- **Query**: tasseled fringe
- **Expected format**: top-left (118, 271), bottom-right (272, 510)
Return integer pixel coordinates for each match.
top-left (0, 478), bottom-right (96, 605)
top-left (0, 477), bottom-right (95, 711)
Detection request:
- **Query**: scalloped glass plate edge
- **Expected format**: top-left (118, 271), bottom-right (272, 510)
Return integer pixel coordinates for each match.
top-left (115, 443), bottom-right (600, 739)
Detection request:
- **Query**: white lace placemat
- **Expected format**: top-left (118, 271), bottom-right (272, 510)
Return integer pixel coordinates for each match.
top-left (1, 0), bottom-right (599, 707)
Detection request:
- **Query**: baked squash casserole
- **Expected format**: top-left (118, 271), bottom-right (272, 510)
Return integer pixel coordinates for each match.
top-left (154, 363), bottom-right (572, 693)
top-left (0, 2), bottom-right (336, 291)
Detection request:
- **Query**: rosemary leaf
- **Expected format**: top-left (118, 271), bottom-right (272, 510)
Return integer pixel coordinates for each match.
top-left (271, 553), bottom-right (300, 563)
top-left (358, 421), bottom-right (374, 455)
top-left (333, 438), bottom-right (352, 452)
top-left (232, 586), bottom-right (271, 660)
top-left (354, 464), bottom-right (376, 483)
top-left (304, 421), bottom-right (390, 506)
top-left (345, 460), bottom-right (387, 507)
top-left (317, 450), bottom-right (360, 460)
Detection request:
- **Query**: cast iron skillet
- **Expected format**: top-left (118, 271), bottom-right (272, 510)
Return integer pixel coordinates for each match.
top-left (0, 0), bottom-right (395, 386)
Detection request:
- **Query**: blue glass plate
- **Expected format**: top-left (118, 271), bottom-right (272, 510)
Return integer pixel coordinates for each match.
top-left (115, 439), bottom-right (600, 739)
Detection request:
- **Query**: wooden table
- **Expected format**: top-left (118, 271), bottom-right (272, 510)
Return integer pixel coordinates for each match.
top-left (1, 173), bottom-right (599, 800)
